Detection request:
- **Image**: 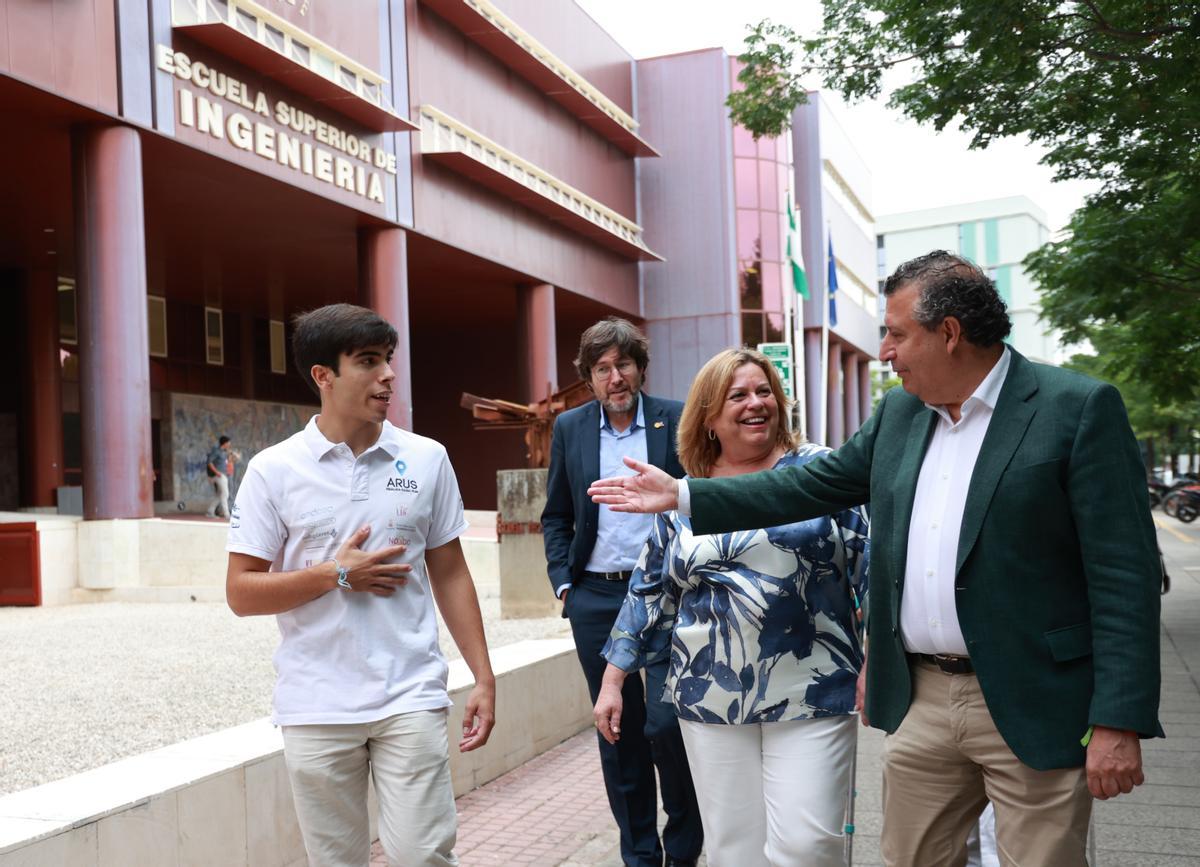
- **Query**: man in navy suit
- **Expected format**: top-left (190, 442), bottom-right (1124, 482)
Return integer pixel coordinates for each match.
top-left (543, 317), bottom-right (702, 867)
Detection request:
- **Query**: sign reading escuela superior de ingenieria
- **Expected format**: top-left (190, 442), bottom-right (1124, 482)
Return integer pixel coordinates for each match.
top-left (155, 44), bottom-right (396, 207)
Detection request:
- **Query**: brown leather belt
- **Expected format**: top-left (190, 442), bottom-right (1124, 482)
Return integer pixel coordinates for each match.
top-left (914, 653), bottom-right (975, 675)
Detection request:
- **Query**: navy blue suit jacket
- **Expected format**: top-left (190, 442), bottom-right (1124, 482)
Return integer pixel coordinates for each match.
top-left (542, 394), bottom-right (685, 593)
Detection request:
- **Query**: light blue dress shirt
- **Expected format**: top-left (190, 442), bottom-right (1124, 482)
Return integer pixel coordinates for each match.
top-left (584, 396), bottom-right (654, 574)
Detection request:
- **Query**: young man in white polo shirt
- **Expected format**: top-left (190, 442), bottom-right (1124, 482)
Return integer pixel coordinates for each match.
top-left (226, 303), bottom-right (495, 867)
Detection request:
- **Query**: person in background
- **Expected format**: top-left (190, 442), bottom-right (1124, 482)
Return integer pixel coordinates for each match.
top-left (542, 317), bottom-right (703, 867)
top-left (206, 435), bottom-right (235, 519)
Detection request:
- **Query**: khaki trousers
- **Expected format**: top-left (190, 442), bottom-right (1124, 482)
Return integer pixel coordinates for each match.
top-left (281, 709), bottom-right (458, 867)
top-left (881, 660), bottom-right (1091, 867)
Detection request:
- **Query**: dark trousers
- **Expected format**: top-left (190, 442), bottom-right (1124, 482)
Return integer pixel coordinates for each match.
top-left (565, 575), bottom-right (703, 867)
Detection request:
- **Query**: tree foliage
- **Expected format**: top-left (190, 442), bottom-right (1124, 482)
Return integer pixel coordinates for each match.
top-left (730, 1), bottom-right (1200, 401)
top-left (725, 21), bottom-right (809, 140)
top-left (1063, 327), bottom-right (1200, 470)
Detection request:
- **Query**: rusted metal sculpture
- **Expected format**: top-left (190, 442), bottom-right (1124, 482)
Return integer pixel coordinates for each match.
top-left (460, 380), bottom-right (592, 468)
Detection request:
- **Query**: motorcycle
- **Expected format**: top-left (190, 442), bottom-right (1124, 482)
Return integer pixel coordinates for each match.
top-left (1176, 487), bottom-right (1200, 523)
top-left (1161, 475), bottom-right (1200, 516)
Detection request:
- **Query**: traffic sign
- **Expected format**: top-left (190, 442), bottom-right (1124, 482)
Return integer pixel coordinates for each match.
top-left (757, 342), bottom-right (794, 399)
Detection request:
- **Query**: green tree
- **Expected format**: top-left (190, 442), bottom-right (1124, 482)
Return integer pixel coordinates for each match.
top-left (1064, 327), bottom-right (1200, 472)
top-left (728, 2), bottom-right (1200, 402)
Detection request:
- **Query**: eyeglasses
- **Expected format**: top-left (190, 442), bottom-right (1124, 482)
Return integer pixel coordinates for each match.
top-left (592, 360), bottom-right (638, 379)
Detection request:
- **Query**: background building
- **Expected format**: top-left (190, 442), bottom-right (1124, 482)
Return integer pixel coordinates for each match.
top-left (636, 55), bottom-right (879, 447)
top-left (791, 92), bottom-right (880, 446)
top-left (876, 196), bottom-right (1068, 365)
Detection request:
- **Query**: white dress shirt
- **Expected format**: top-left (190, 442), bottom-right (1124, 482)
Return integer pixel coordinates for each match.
top-left (901, 347), bottom-right (1011, 655)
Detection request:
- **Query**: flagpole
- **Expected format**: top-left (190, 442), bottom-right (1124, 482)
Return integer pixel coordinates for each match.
top-left (819, 222), bottom-right (831, 445)
top-left (786, 187), bottom-right (805, 439)
top-left (793, 276), bottom-right (806, 440)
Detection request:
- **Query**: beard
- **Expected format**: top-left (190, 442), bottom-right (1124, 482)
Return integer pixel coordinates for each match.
top-left (602, 388), bottom-right (639, 415)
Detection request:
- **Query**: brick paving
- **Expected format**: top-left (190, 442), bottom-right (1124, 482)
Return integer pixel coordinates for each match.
top-left (370, 731), bottom-right (618, 867)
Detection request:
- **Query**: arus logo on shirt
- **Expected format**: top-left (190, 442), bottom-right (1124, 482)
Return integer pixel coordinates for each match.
top-left (386, 458), bottom-right (419, 493)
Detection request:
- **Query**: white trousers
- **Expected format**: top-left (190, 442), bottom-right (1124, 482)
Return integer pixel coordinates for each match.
top-left (206, 473), bottom-right (229, 517)
top-left (281, 709), bottom-right (458, 867)
top-left (966, 803), bottom-right (1000, 867)
top-left (679, 714), bottom-right (857, 867)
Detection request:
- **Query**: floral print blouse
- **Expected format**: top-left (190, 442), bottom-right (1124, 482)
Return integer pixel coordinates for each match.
top-left (602, 445), bottom-right (870, 725)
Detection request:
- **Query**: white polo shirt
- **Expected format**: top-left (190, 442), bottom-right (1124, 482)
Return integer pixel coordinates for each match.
top-left (227, 417), bottom-right (469, 726)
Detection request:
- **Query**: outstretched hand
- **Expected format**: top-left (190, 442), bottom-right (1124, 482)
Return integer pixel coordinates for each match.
top-left (587, 456), bottom-right (679, 514)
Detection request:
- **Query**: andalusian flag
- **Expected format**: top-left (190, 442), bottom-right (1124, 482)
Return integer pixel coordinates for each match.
top-left (787, 193), bottom-right (810, 299)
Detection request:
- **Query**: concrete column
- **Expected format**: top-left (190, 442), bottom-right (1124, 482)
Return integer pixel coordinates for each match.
top-left (826, 338), bottom-right (844, 447)
top-left (843, 352), bottom-right (861, 437)
top-left (804, 329), bottom-right (823, 445)
top-left (22, 267), bottom-right (64, 507)
top-left (73, 125), bottom-right (153, 519)
top-left (859, 360), bottom-right (872, 422)
top-left (359, 227), bottom-right (414, 430)
top-left (517, 283), bottom-right (557, 403)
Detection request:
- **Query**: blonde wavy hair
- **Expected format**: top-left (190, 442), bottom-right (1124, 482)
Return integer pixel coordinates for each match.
top-left (677, 348), bottom-right (799, 478)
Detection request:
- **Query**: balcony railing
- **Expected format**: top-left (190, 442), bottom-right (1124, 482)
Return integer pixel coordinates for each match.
top-left (419, 0), bottom-right (658, 157)
top-left (419, 105), bottom-right (662, 262)
top-left (171, 0), bottom-right (417, 132)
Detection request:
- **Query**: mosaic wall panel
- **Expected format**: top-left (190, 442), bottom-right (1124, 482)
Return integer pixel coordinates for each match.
top-left (164, 392), bottom-right (316, 511)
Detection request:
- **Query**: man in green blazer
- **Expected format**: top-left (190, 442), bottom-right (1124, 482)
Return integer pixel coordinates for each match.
top-left (589, 251), bottom-right (1162, 866)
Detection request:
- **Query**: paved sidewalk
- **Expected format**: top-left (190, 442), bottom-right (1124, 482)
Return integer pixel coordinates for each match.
top-left (1089, 516), bottom-right (1200, 865)
top-left (368, 519), bottom-right (1198, 866)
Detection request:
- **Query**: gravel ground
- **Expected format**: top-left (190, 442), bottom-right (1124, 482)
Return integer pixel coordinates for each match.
top-left (1, 591), bottom-right (570, 796)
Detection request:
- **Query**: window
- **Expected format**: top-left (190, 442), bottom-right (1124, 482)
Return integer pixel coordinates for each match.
top-left (58, 278), bottom-right (77, 345)
top-left (289, 38), bottom-right (311, 66)
top-left (269, 319), bottom-right (287, 374)
top-left (263, 23), bottom-right (285, 52)
top-left (235, 8), bottom-right (257, 37)
top-left (206, 0), bottom-right (229, 22)
top-left (205, 307), bottom-right (224, 365)
top-left (312, 53), bottom-right (335, 80)
top-left (148, 296), bottom-right (168, 358)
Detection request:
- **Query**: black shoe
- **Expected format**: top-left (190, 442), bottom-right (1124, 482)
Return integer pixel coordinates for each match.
top-left (665, 859), bottom-right (697, 867)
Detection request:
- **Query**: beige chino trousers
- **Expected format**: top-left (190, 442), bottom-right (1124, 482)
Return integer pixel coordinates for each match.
top-left (282, 709), bottom-right (458, 867)
top-left (881, 660), bottom-right (1091, 867)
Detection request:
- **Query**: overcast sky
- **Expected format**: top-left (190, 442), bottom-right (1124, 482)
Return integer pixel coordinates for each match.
top-left (575, 0), bottom-right (1097, 232)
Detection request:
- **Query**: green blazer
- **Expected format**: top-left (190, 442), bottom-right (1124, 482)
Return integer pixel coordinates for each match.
top-left (690, 350), bottom-right (1162, 770)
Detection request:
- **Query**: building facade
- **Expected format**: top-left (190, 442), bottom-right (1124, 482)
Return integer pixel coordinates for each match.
top-left (3, 0), bottom-right (661, 518)
top-left (876, 196), bottom-right (1067, 365)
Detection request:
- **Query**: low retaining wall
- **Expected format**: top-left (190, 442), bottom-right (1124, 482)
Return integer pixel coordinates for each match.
top-left (0, 639), bottom-right (590, 866)
top-left (0, 512), bottom-right (499, 606)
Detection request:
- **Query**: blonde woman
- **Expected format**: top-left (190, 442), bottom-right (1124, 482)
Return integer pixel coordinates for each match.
top-left (593, 349), bottom-right (869, 867)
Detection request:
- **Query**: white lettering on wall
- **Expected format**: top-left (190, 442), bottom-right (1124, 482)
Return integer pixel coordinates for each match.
top-left (158, 45), bottom-right (392, 206)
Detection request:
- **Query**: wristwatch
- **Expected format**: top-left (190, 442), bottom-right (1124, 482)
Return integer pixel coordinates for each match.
top-left (332, 559), bottom-right (351, 591)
